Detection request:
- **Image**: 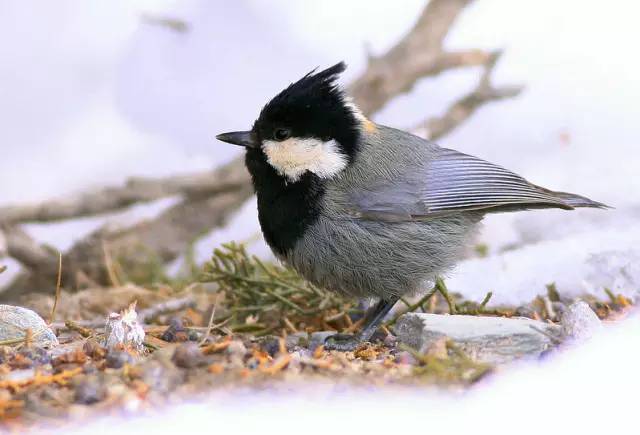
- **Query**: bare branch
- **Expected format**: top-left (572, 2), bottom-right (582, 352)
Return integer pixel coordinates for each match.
top-left (2, 158), bottom-right (253, 297)
top-left (138, 295), bottom-right (196, 323)
top-left (0, 166), bottom-right (249, 225)
top-left (1, 225), bottom-right (57, 271)
top-left (415, 51), bottom-right (524, 141)
top-left (349, 0), bottom-right (489, 116)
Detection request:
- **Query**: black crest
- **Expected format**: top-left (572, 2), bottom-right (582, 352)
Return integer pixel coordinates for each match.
top-left (252, 62), bottom-right (361, 159)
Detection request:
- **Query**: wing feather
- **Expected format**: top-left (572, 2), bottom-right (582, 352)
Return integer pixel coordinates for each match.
top-left (348, 147), bottom-right (592, 221)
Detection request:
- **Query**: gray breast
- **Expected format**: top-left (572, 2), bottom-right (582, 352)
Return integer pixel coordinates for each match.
top-left (285, 126), bottom-right (481, 298)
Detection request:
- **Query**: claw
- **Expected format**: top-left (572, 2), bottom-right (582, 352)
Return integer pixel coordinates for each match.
top-left (324, 333), bottom-right (361, 351)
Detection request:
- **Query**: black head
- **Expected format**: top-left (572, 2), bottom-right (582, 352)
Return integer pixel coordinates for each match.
top-left (252, 61), bottom-right (360, 158)
top-left (216, 62), bottom-right (362, 163)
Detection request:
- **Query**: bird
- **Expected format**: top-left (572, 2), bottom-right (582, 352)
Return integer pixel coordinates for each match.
top-left (216, 62), bottom-right (607, 351)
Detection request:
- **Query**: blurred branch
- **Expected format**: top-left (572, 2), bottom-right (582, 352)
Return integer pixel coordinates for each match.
top-left (349, 0), bottom-right (490, 116)
top-left (415, 51), bottom-right (524, 140)
top-left (2, 159), bottom-right (252, 299)
top-left (0, 0), bottom-right (523, 297)
top-left (0, 224), bottom-right (57, 271)
top-left (0, 166), bottom-right (249, 225)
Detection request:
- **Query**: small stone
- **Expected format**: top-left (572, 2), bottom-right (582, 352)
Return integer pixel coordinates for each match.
top-left (225, 340), bottom-right (247, 358)
top-left (52, 349), bottom-right (88, 367)
top-left (257, 336), bottom-right (281, 357)
top-left (396, 313), bottom-right (560, 365)
top-left (286, 332), bottom-right (309, 349)
top-left (18, 347), bottom-right (51, 366)
top-left (423, 337), bottom-right (448, 359)
top-left (105, 350), bottom-right (134, 369)
top-left (161, 318), bottom-right (189, 343)
top-left (560, 300), bottom-right (602, 342)
top-left (172, 343), bottom-right (206, 369)
top-left (370, 329), bottom-right (388, 344)
top-left (0, 305), bottom-right (58, 347)
top-left (514, 306), bottom-right (535, 318)
top-left (140, 359), bottom-right (184, 394)
top-left (83, 339), bottom-right (106, 360)
top-left (74, 377), bottom-right (106, 405)
top-left (383, 334), bottom-right (397, 347)
top-left (394, 351), bottom-right (417, 365)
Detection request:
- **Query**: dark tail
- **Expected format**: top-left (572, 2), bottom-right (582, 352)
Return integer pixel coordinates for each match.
top-left (551, 191), bottom-right (611, 209)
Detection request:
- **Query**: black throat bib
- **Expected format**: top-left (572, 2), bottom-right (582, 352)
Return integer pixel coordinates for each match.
top-left (244, 149), bottom-right (326, 256)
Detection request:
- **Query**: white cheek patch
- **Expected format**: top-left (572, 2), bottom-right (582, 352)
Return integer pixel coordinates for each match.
top-left (263, 137), bottom-right (348, 182)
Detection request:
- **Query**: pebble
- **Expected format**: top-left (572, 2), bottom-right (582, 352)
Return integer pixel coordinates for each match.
top-left (225, 340), bottom-right (247, 358)
top-left (0, 305), bottom-right (58, 347)
top-left (172, 342), bottom-right (207, 369)
top-left (18, 347), bottom-right (51, 366)
top-left (74, 377), bottom-right (106, 405)
top-left (83, 339), bottom-right (107, 360)
top-left (105, 350), bottom-right (134, 369)
top-left (560, 300), bottom-right (603, 342)
top-left (161, 318), bottom-right (189, 342)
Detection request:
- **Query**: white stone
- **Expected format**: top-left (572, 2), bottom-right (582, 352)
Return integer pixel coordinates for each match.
top-left (0, 304), bottom-right (58, 347)
top-left (396, 313), bottom-right (559, 364)
top-left (104, 302), bottom-right (145, 353)
top-left (560, 301), bottom-right (602, 342)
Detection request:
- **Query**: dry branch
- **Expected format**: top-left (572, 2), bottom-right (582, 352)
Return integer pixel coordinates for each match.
top-left (1, 225), bottom-right (57, 271)
top-left (1, 0), bottom-right (522, 297)
top-left (2, 159), bottom-right (252, 298)
top-left (0, 165), bottom-right (249, 225)
top-left (416, 51), bottom-right (524, 140)
top-left (349, 0), bottom-right (489, 115)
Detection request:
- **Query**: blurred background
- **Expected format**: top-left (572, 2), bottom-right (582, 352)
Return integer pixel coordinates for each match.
top-left (1, 0), bottom-right (638, 303)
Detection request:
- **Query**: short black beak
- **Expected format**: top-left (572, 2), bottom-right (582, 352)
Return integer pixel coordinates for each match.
top-left (216, 131), bottom-right (257, 148)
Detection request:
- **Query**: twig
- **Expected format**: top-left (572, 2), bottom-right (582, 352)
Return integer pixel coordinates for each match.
top-left (1, 224), bottom-right (56, 271)
top-left (102, 240), bottom-right (122, 288)
top-left (415, 50), bottom-right (524, 140)
top-left (529, 324), bottom-right (563, 345)
top-left (138, 295), bottom-right (196, 323)
top-left (435, 277), bottom-right (458, 314)
top-left (0, 168), bottom-right (248, 224)
top-left (386, 286), bottom-right (438, 326)
top-left (48, 251), bottom-right (63, 324)
top-left (64, 320), bottom-right (93, 338)
top-left (349, 0), bottom-right (491, 116)
top-left (199, 295), bottom-right (220, 345)
top-left (479, 291), bottom-right (493, 308)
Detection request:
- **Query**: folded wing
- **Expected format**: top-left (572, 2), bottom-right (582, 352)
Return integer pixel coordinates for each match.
top-left (350, 147), bottom-right (606, 221)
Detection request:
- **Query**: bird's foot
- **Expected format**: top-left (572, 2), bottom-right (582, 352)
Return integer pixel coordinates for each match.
top-left (323, 333), bottom-right (362, 351)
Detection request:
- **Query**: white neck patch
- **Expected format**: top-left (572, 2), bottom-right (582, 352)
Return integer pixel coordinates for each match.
top-left (262, 137), bottom-right (348, 183)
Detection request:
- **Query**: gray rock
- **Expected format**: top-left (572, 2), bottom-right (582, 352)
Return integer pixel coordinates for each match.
top-left (0, 305), bottom-right (58, 347)
top-left (396, 313), bottom-right (559, 365)
top-left (560, 300), bottom-right (602, 341)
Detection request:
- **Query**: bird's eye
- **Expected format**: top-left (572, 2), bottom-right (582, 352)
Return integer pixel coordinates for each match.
top-left (273, 128), bottom-right (291, 141)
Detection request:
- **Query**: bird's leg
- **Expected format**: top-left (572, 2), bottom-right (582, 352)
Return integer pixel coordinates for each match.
top-left (324, 297), bottom-right (399, 351)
